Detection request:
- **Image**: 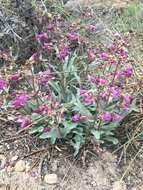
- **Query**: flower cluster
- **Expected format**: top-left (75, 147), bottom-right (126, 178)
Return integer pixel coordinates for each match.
top-left (0, 10), bottom-right (138, 154)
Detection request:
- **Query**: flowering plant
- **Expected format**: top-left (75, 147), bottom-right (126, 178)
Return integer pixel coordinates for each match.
top-left (0, 11), bottom-right (137, 154)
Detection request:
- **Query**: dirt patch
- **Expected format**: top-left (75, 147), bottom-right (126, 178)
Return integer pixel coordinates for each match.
top-left (0, 150), bottom-right (143, 190)
top-left (0, 153), bottom-right (118, 190)
top-left (0, 121), bottom-right (143, 190)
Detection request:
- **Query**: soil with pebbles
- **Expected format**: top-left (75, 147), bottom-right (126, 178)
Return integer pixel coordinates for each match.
top-left (0, 137), bottom-right (143, 190)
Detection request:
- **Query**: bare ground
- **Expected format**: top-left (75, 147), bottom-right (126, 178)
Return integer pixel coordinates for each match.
top-left (0, 146), bottom-right (143, 190)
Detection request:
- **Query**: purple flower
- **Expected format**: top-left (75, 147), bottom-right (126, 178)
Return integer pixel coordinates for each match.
top-left (58, 46), bottom-right (69, 60)
top-left (100, 53), bottom-right (109, 60)
top-left (90, 24), bottom-right (96, 32)
top-left (11, 94), bottom-right (29, 107)
top-left (67, 31), bottom-right (78, 41)
top-left (39, 69), bottom-right (53, 85)
top-left (123, 95), bottom-right (133, 105)
top-left (30, 53), bottom-right (39, 61)
top-left (42, 42), bottom-right (52, 49)
top-left (111, 87), bottom-right (121, 97)
top-left (120, 49), bottom-right (128, 57)
top-left (80, 115), bottom-right (88, 122)
top-left (33, 106), bottom-right (44, 113)
top-left (20, 118), bottom-right (31, 129)
top-left (102, 112), bottom-right (112, 122)
top-left (89, 75), bottom-right (99, 84)
top-left (124, 67), bottom-right (133, 77)
top-left (80, 89), bottom-right (88, 95)
top-left (87, 49), bottom-right (96, 61)
top-left (116, 71), bottom-right (123, 78)
top-left (83, 94), bottom-right (94, 104)
top-left (36, 32), bottom-right (47, 41)
top-left (113, 113), bottom-right (121, 121)
top-left (110, 56), bottom-right (117, 64)
top-left (39, 76), bottom-right (48, 84)
top-left (72, 112), bottom-right (80, 122)
top-left (123, 105), bottom-right (130, 111)
top-left (100, 78), bottom-right (107, 86)
top-left (31, 171), bottom-right (38, 178)
top-left (43, 105), bottom-right (50, 112)
top-left (0, 78), bottom-right (7, 89)
top-left (47, 23), bottom-right (55, 30)
top-left (43, 127), bottom-right (51, 132)
top-left (9, 71), bottom-right (21, 80)
top-left (111, 44), bottom-right (116, 51)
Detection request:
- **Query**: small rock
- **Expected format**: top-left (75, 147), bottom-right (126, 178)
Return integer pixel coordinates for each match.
top-left (11, 185), bottom-right (19, 190)
top-left (14, 160), bottom-right (25, 172)
top-left (101, 151), bottom-right (114, 161)
top-left (44, 174), bottom-right (58, 184)
top-left (7, 166), bottom-right (14, 172)
top-left (11, 155), bottom-right (19, 162)
top-left (0, 184), bottom-right (7, 190)
top-left (113, 181), bottom-right (126, 190)
top-left (51, 160), bottom-right (58, 172)
top-left (0, 154), bottom-right (6, 169)
top-left (139, 186), bottom-right (143, 190)
top-left (25, 163), bottom-right (31, 172)
top-left (131, 187), bottom-right (143, 190)
top-left (0, 145), bottom-right (3, 152)
top-left (91, 181), bottom-right (96, 186)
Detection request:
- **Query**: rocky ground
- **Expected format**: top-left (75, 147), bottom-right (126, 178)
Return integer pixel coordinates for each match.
top-left (0, 139), bottom-right (143, 190)
top-left (0, 155), bottom-right (143, 190)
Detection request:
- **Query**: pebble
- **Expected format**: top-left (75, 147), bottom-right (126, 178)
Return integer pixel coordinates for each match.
top-left (131, 186), bottom-right (143, 190)
top-left (101, 151), bottom-right (115, 161)
top-left (44, 173), bottom-right (58, 184)
top-left (14, 160), bottom-right (26, 172)
top-left (112, 180), bottom-right (127, 190)
top-left (0, 154), bottom-right (6, 169)
top-left (25, 162), bottom-right (31, 172)
top-left (11, 155), bottom-right (19, 162)
top-left (51, 160), bottom-right (58, 172)
top-left (91, 181), bottom-right (96, 186)
top-left (7, 166), bottom-right (14, 172)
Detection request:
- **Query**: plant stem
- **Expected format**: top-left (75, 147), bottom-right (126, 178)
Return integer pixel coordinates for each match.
top-left (30, 68), bottom-right (40, 107)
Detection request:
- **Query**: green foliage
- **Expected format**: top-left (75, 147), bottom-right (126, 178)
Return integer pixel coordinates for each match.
top-left (123, 2), bottom-right (142, 17)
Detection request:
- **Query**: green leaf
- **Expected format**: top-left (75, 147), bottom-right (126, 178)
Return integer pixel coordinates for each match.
top-left (29, 126), bottom-right (44, 134)
top-left (102, 121), bottom-right (120, 130)
top-left (73, 71), bottom-right (81, 84)
top-left (71, 134), bottom-right (84, 156)
top-left (90, 129), bottom-right (101, 140)
top-left (99, 100), bottom-right (106, 109)
top-left (24, 102), bottom-right (36, 111)
top-left (106, 137), bottom-right (119, 145)
top-left (63, 52), bottom-right (76, 78)
top-left (31, 113), bottom-right (41, 121)
top-left (72, 141), bottom-right (81, 156)
top-left (48, 80), bottom-right (60, 95)
top-left (72, 127), bottom-right (83, 135)
top-left (60, 121), bottom-right (77, 137)
top-left (104, 137), bottom-right (119, 145)
top-left (74, 99), bottom-right (92, 117)
top-left (39, 128), bottom-right (61, 144)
